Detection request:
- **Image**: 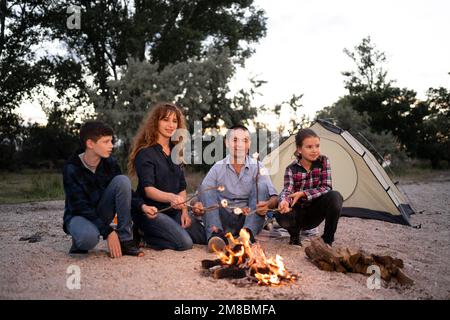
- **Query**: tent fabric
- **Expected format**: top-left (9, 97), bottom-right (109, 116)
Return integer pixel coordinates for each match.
top-left (262, 120), bottom-right (413, 226)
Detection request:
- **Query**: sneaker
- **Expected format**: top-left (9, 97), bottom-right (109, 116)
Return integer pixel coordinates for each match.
top-left (69, 240), bottom-right (88, 254)
top-left (120, 240), bottom-right (144, 257)
top-left (207, 232), bottom-right (228, 253)
top-left (321, 235), bottom-right (334, 246)
top-left (133, 225), bottom-right (145, 248)
top-left (300, 227), bottom-right (319, 238)
top-left (289, 234), bottom-right (301, 246)
top-left (263, 217), bottom-right (274, 231)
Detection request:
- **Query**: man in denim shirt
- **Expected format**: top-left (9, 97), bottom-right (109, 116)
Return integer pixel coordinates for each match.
top-left (193, 125), bottom-right (278, 252)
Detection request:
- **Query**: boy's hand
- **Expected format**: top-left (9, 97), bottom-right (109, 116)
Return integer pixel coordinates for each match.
top-left (107, 231), bottom-right (122, 258)
top-left (288, 191), bottom-right (305, 206)
top-left (278, 200), bottom-right (291, 214)
top-left (142, 204), bottom-right (158, 219)
top-left (192, 201), bottom-right (205, 216)
top-left (180, 211), bottom-right (192, 229)
top-left (256, 201), bottom-right (269, 216)
top-left (170, 194), bottom-right (186, 210)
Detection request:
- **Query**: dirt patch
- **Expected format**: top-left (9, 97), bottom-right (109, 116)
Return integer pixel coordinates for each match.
top-left (1, 173), bottom-right (449, 299)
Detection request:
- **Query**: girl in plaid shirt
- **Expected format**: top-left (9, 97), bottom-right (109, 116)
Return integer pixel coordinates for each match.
top-left (277, 128), bottom-right (343, 246)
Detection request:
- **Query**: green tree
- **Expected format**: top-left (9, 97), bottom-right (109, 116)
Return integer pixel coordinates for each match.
top-left (415, 86), bottom-right (450, 168)
top-left (273, 94), bottom-right (308, 137)
top-left (20, 103), bottom-right (80, 169)
top-left (0, 1), bottom-right (89, 170)
top-left (45, 0), bottom-right (267, 107)
top-left (91, 49), bottom-right (260, 164)
top-left (316, 96), bottom-right (407, 167)
top-left (341, 37), bottom-right (449, 168)
top-left (0, 1), bottom-right (54, 169)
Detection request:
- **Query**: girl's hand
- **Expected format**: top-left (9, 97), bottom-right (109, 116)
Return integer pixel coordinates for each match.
top-left (181, 211), bottom-right (192, 229)
top-left (142, 204), bottom-right (158, 219)
top-left (170, 194), bottom-right (186, 210)
top-left (288, 191), bottom-right (305, 206)
top-left (278, 200), bottom-right (291, 214)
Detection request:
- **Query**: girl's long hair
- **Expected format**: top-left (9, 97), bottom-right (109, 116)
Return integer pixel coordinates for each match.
top-left (128, 102), bottom-right (186, 176)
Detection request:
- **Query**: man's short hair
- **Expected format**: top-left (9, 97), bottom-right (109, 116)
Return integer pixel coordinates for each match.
top-left (226, 124), bottom-right (250, 140)
top-left (80, 120), bottom-right (114, 148)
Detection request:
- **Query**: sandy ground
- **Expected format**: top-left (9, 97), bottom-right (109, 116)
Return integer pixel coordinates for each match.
top-left (1, 172), bottom-right (450, 300)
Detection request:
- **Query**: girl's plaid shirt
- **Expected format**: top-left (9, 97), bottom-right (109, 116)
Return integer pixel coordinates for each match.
top-left (279, 155), bottom-right (332, 207)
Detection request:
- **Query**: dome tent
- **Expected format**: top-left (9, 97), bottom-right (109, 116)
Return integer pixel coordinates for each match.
top-left (262, 119), bottom-right (414, 225)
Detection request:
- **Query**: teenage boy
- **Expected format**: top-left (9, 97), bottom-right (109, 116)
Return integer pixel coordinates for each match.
top-left (63, 120), bottom-right (143, 257)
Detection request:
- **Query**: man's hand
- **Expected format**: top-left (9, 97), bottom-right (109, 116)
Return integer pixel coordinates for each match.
top-left (256, 201), bottom-right (269, 216)
top-left (288, 191), bottom-right (305, 206)
top-left (278, 199), bottom-right (291, 214)
top-left (180, 211), bottom-right (192, 229)
top-left (107, 231), bottom-right (122, 258)
top-left (170, 194), bottom-right (186, 210)
top-left (192, 201), bottom-right (205, 216)
top-left (142, 204), bottom-right (158, 219)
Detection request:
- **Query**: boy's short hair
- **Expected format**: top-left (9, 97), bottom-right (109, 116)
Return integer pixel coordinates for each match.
top-left (80, 120), bottom-right (114, 148)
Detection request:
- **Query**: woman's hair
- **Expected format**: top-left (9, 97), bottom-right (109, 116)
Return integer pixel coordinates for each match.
top-left (127, 102), bottom-right (186, 176)
top-left (294, 128), bottom-right (319, 159)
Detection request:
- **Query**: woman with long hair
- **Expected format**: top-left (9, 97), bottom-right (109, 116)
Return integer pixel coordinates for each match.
top-left (129, 102), bottom-right (205, 250)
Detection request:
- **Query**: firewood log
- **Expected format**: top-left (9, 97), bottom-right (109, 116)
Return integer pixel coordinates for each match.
top-left (395, 268), bottom-right (414, 286)
top-left (305, 238), bottom-right (414, 286)
top-left (213, 266), bottom-right (247, 279)
top-left (201, 259), bottom-right (222, 269)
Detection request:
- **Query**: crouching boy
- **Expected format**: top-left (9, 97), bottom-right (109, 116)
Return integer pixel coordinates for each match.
top-left (63, 120), bottom-right (143, 258)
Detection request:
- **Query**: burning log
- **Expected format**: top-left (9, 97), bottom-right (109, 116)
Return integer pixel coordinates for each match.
top-left (201, 259), bottom-right (222, 269)
top-left (213, 266), bottom-right (247, 279)
top-left (201, 229), bottom-right (297, 286)
top-left (305, 238), bottom-right (414, 286)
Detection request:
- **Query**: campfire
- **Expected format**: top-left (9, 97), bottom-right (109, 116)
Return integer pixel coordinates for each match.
top-left (201, 229), bottom-right (297, 286)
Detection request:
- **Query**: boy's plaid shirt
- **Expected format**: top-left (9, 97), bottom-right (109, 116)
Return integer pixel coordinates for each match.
top-left (279, 155), bottom-right (332, 207)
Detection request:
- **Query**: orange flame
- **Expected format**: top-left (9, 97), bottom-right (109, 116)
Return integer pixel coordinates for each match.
top-left (213, 229), bottom-right (297, 286)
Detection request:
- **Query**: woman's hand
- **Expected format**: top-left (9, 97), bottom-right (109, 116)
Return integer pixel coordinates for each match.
top-left (192, 201), bottom-right (205, 216)
top-left (170, 194), bottom-right (186, 210)
top-left (180, 211), bottom-right (192, 229)
top-left (278, 199), bottom-right (291, 214)
top-left (142, 204), bottom-right (158, 219)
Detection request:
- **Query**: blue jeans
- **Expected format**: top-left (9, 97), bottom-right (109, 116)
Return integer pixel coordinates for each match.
top-left (204, 207), bottom-right (265, 240)
top-left (133, 211), bottom-right (206, 251)
top-left (201, 186), bottom-right (269, 240)
top-left (67, 175), bottom-right (133, 250)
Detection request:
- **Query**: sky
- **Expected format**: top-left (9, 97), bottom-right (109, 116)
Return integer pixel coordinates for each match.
top-left (229, 0), bottom-right (450, 128)
top-left (20, 0), bottom-right (450, 127)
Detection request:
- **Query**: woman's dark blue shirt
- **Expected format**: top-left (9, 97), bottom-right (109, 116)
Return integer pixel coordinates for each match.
top-left (134, 144), bottom-right (186, 216)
